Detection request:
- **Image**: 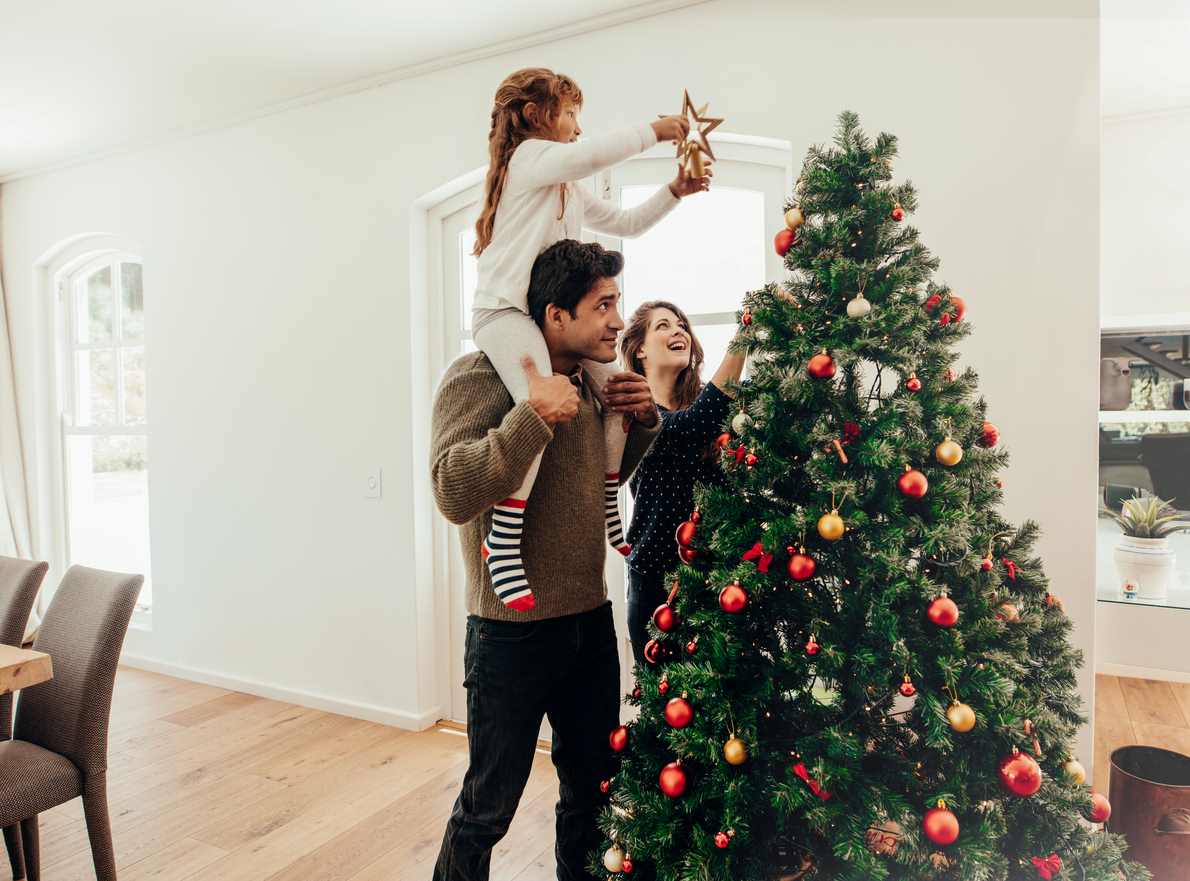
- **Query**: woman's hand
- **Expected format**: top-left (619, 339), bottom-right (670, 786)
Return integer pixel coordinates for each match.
top-left (603, 370), bottom-right (659, 428)
top-left (652, 115), bottom-right (690, 143)
top-left (668, 161), bottom-right (712, 199)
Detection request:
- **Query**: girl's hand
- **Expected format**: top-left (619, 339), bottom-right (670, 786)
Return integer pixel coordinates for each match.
top-left (668, 161), bottom-right (712, 199)
top-left (652, 115), bottom-right (690, 143)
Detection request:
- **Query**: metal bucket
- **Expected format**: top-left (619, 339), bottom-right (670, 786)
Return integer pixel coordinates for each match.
top-left (1108, 745), bottom-right (1190, 881)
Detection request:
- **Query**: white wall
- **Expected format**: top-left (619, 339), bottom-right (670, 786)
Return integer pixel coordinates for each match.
top-left (1102, 110), bottom-right (1190, 321)
top-left (0, 0), bottom-right (1101, 752)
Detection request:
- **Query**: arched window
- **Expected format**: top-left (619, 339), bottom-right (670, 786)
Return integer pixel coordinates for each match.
top-left (59, 254), bottom-right (151, 608)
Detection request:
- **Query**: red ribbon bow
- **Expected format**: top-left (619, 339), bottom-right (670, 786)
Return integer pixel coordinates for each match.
top-left (734, 443), bottom-right (747, 465)
top-left (742, 541), bottom-right (773, 574)
top-left (792, 762), bottom-right (831, 800)
top-left (1002, 558), bottom-right (1017, 581)
top-left (1031, 854), bottom-right (1062, 880)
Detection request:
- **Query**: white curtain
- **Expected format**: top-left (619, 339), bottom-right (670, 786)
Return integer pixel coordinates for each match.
top-left (1, 257), bottom-right (35, 568)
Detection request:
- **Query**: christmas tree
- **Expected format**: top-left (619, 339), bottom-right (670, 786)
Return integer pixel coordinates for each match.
top-left (594, 113), bottom-right (1148, 881)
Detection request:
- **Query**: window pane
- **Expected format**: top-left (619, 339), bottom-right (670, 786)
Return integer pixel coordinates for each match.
top-left (121, 262), bottom-right (144, 341)
top-left (459, 228), bottom-right (478, 332)
top-left (620, 186), bottom-right (764, 316)
top-left (691, 323), bottom-right (741, 385)
top-left (122, 347), bottom-right (146, 425)
top-left (77, 265), bottom-right (114, 344)
top-left (65, 435), bottom-right (151, 607)
top-left (75, 349), bottom-right (117, 426)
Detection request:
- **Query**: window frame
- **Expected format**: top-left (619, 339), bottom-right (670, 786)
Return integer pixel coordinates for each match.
top-left (57, 252), bottom-right (152, 611)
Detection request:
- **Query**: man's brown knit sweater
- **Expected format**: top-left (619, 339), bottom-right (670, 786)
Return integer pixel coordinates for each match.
top-left (430, 352), bottom-right (660, 621)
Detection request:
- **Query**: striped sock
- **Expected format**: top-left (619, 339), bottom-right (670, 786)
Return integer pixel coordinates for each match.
top-left (605, 473), bottom-right (631, 557)
top-left (482, 499), bottom-right (534, 612)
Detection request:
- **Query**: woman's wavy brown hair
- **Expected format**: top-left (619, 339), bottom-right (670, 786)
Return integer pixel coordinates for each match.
top-left (620, 300), bottom-right (705, 410)
top-left (473, 67), bottom-right (583, 256)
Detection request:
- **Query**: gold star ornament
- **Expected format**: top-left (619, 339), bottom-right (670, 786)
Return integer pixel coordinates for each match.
top-left (676, 89), bottom-right (723, 178)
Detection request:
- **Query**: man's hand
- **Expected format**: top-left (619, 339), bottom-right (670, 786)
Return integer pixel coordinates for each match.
top-left (603, 370), bottom-right (659, 428)
top-left (522, 357), bottom-right (579, 426)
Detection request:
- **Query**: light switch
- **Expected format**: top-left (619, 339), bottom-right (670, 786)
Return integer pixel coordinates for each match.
top-left (365, 467), bottom-right (382, 499)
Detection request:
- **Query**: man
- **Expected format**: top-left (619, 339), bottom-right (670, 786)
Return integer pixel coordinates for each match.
top-left (430, 239), bottom-right (659, 881)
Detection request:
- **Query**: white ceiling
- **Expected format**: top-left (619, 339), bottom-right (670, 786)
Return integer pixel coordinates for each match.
top-left (0, 0), bottom-right (694, 181)
top-left (1102, 0), bottom-right (1190, 118)
top-left (1, 1), bottom-right (1186, 181)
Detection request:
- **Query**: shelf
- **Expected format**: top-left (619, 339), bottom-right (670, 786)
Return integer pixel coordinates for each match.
top-left (1097, 588), bottom-right (1190, 612)
top-left (1099, 410), bottom-right (1190, 424)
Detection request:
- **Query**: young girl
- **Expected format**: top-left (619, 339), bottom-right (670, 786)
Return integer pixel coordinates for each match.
top-left (618, 300), bottom-right (746, 664)
top-left (473, 67), bottom-right (709, 612)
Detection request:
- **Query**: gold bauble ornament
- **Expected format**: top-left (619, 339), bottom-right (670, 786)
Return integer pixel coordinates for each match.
top-left (603, 845), bottom-right (625, 873)
top-left (846, 294), bottom-right (872, 319)
top-left (946, 701), bottom-right (977, 733)
top-left (935, 438), bottom-right (963, 467)
top-left (817, 510), bottom-right (845, 541)
top-left (1064, 758), bottom-right (1087, 785)
top-left (785, 207), bottom-right (806, 230)
top-left (724, 736), bottom-right (748, 766)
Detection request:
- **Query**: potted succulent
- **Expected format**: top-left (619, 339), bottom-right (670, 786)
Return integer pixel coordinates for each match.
top-left (1104, 494), bottom-right (1190, 599)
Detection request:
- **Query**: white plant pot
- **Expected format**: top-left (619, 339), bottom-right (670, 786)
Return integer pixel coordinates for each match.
top-left (1113, 536), bottom-right (1176, 599)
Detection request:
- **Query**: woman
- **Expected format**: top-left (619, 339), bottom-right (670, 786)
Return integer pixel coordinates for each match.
top-left (619, 300), bottom-right (746, 665)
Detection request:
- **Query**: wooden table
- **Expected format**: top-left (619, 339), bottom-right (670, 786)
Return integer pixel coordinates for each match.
top-left (0, 644), bottom-right (53, 695)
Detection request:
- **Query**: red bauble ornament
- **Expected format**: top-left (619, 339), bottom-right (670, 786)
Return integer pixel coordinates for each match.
top-left (716, 432), bottom-right (732, 450)
top-left (658, 678), bottom-right (670, 696)
top-left (659, 761), bottom-right (687, 798)
top-left (774, 228), bottom-right (796, 257)
top-left (643, 639), bottom-right (661, 665)
top-left (899, 675), bottom-right (917, 697)
top-left (905, 374), bottom-right (922, 392)
top-left (981, 556), bottom-right (994, 572)
top-left (999, 750), bottom-right (1043, 797)
top-left (1089, 792), bottom-right (1111, 823)
top-left (979, 421), bottom-right (1000, 447)
top-left (609, 726), bottom-right (629, 753)
top-left (686, 639), bottom-right (698, 655)
top-left (924, 293), bottom-right (942, 312)
top-left (714, 832), bottom-right (731, 849)
top-left (786, 547), bottom-right (817, 581)
top-left (677, 545), bottom-right (698, 564)
top-left (939, 311), bottom-right (952, 326)
top-left (923, 806), bottom-right (960, 846)
top-left (622, 857), bottom-right (634, 874)
top-left (599, 779), bottom-right (611, 794)
top-left (804, 636), bottom-right (820, 656)
top-left (891, 204), bottom-right (905, 222)
top-left (665, 696), bottom-right (693, 728)
top-left (951, 296), bottom-right (966, 321)
top-left (675, 511), bottom-right (700, 547)
top-left (808, 352), bottom-right (836, 379)
top-left (843, 421), bottom-right (861, 443)
top-left (898, 467), bottom-right (929, 499)
top-left (719, 580), bottom-right (748, 613)
top-left (744, 452), bottom-right (758, 468)
top-left (741, 307), bottom-right (753, 327)
top-left (653, 604), bottom-right (678, 632)
top-left (927, 596), bottom-right (960, 628)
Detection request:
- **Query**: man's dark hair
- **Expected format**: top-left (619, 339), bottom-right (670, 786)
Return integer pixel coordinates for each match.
top-left (527, 239), bottom-right (624, 326)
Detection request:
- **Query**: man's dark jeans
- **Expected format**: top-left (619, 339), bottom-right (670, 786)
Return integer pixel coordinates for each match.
top-left (432, 602), bottom-right (621, 881)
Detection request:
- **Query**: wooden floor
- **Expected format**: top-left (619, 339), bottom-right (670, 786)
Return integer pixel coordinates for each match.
top-left (20, 669), bottom-right (1190, 880)
top-left (1094, 673), bottom-right (1190, 791)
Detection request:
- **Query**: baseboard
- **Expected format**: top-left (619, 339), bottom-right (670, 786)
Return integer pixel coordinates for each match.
top-left (119, 651), bottom-right (442, 731)
top-left (1097, 661), bottom-right (1190, 684)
